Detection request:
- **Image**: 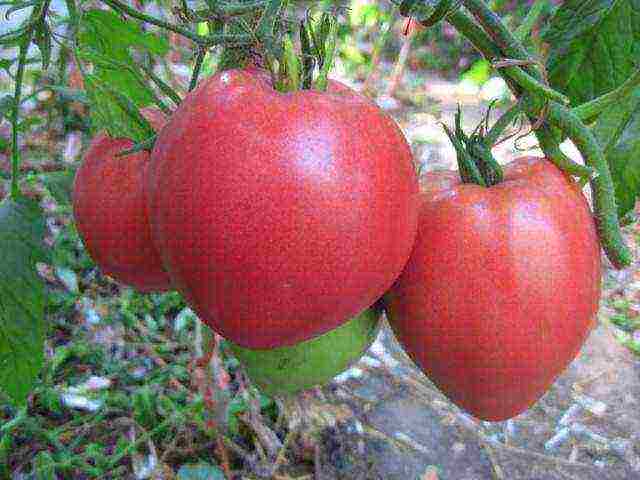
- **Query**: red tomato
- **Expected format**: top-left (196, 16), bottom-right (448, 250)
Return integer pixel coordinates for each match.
top-left (148, 69), bottom-right (419, 349)
top-left (385, 157), bottom-right (601, 421)
top-left (73, 109), bottom-right (172, 292)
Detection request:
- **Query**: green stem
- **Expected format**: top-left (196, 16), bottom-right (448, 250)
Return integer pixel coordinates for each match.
top-left (447, 6), bottom-right (630, 268)
top-left (10, 11), bottom-right (40, 199)
top-left (544, 102), bottom-right (632, 268)
top-left (485, 101), bottom-right (521, 145)
top-left (419, 0), bottom-right (459, 27)
top-left (573, 68), bottom-right (640, 123)
top-left (498, 62), bottom-right (570, 105)
top-left (536, 123), bottom-right (595, 179)
top-left (513, 0), bottom-right (547, 42)
top-left (139, 61), bottom-right (182, 107)
top-left (214, 0), bottom-right (269, 16)
top-left (189, 47), bottom-right (207, 91)
top-left (462, 0), bottom-right (541, 80)
top-left (101, 0), bottom-right (252, 47)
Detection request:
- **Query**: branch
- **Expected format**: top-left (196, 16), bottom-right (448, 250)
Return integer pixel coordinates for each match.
top-left (101, 0), bottom-right (252, 47)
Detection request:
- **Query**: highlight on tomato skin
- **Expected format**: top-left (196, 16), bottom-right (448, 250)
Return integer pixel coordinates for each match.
top-left (384, 156), bottom-right (602, 422)
top-left (147, 67), bottom-right (420, 350)
top-left (72, 109), bottom-right (173, 293)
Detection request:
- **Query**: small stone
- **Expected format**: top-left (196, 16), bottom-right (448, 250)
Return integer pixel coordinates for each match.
top-left (359, 355), bottom-right (382, 368)
top-left (61, 393), bottom-right (103, 412)
top-left (610, 438), bottom-right (634, 459)
top-left (568, 445), bottom-right (579, 462)
top-left (55, 267), bottom-right (79, 293)
top-left (334, 366), bottom-right (364, 383)
top-left (558, 404), bottom-right (583, 428)
top-left (572, 393), bottom-right (608, 416)
top-left (545, 427), bottom-right (571, 452)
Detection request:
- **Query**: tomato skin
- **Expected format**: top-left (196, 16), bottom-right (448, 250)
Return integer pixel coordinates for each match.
top-left (149, 69), bottom-right (419, 349)
top-left (73, 109), bottom-right (172, 292)
top-left (385, 157), bottom-right (601, 421)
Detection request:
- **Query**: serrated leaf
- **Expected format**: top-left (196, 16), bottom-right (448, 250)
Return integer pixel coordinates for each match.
top-left (544, 0), bottom-right (640, 105)
top-left (76, 48), bottom-right (155, 106)
top-left (79, 9), bottom-right (169, 58)
top-left (83, 74), bottom-right (154, 142)
top-left (41, 168), bottom-right (77, 206)
top-left (0, 196), bottom-right (47, 405)
top-left (177, 463), bottom-right (225, 480)
top-left (594, 88), bottom-right (640, 218)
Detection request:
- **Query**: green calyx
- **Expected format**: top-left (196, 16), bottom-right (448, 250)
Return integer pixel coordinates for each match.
top-left (228, 307), bottom-right (382, 397)
top-left (444, 106), bottom-right (504, 188)
top-left (271, 11), bottom-right (338, 93)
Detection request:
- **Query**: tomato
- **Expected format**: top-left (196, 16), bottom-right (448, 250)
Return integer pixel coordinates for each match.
top-left (228, 306), bottom-right (381, 397)
top-left (384, 157), bottom-right (601, 421)
top-left (73, 109), bottom-right (172, 292)
top-left (148, 69), bottom-right (419, 349)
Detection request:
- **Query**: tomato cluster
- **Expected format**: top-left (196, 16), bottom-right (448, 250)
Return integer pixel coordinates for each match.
top-left (73, 68), bottom-right (601, 420)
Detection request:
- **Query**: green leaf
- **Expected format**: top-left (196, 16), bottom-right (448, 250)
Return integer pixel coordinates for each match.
top-left (544, 0), bottom-right (640, 106)
top-left (0, 196), bottom-right (47, 405)
top-left (77, 9), bottom-right (169, 116)
top-left (177, 463), bottom-right (225, 480)
top-left (79, 9), bottom-right (169, 58)
top-left (593, 88), bottom-right (640, 218)
top-left (83, 73), bottom-right (155, 142)
top-left (41, 168), bottom-right (77, 206)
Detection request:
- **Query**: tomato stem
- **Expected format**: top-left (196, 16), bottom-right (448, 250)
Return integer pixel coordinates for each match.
top-left (441, 1), bottom-right (632, 268)
top-left (101, 0), bottom-right (253, 47)
top-left (10, 1), bottom-right (47, 200)
top-left (535, 124), bottom-right (594, 179)
top-left (493, 60), bottom-right (570, 105)
top-left (543, 102), bottom-right (633, 268)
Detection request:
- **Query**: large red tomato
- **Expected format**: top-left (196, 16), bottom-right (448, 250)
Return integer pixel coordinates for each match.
top-left (73, 109), bottom-right (172, 292)
top-left (385, 157), bottom-right (601, 421)
top-left (148, 69), bottom-right (419, 349)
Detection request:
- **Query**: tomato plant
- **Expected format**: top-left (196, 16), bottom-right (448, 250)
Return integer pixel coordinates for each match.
top-left (385, 156), bottom-right (601, 421)
top-left (72, 109), bottom-right (172, 292)
top-left (1, 0), bottom-right (639, 446)
top-left (148, 68), bottom-right (419, 349)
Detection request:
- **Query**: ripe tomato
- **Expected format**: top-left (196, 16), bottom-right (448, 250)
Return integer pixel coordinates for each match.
top-left (148, 69), bottom-right (419, 349)
top-left (73, 109), bottom-right (172, 292)
top-left (385, 157), bottom-right (601, 421)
